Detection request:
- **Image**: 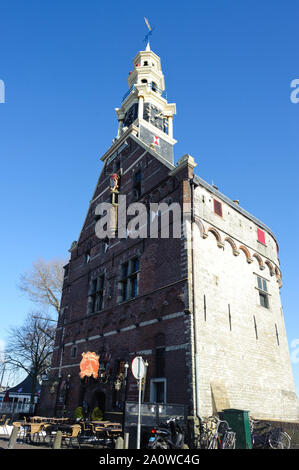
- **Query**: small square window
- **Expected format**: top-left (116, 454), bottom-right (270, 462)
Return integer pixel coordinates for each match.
top-left (213, 199), bottom-right (223, 217)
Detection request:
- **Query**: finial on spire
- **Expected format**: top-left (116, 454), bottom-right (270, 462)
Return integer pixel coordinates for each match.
top-left (143, 17), bottom-right (155, 48)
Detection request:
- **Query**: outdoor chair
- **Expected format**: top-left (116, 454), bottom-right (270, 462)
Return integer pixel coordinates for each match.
top-left (61, 424), bottom-right (81, 448)
top-left (0, 415), bottom-right (6, 425)
top-left (92, 424), bottom-right (115, 449)
top-left (1, 418), bottom-right (10, 436)
top-left (24, 423), bottom-right (44, 444)
top-left (12, 421), bottom-right (26, 440)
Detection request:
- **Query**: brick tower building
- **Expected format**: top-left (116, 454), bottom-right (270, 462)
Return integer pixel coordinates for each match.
top-left (40, 42), bottom-right (298, 424)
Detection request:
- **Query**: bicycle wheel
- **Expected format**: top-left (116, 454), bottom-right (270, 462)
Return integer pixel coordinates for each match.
top-left (272, 432), bottom-right (291, 449)
top-left (208, 435), bottom-right (218, 449)
top-left (269, 429), bottom-right (290, 449)
top-left (196, 433), bottom-right (207, 449)
top-left (222, 432), bottom-right (236, 449)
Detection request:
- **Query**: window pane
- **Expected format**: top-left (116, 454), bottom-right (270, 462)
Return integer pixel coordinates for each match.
top-left (132, 258), bottom-right (139, 272)
top-left (259, 292), bottom-right (266, 307)
top-left (121, 281), bottom-right (128, 301)
top-left (95, 293), bottom-right (103, 311)
top-left (91, 279), bottom-right (97, 293)
top-left (262, 279), bottom-right (267, 292)
top-left (97, 276), bottom-right (104, 291)
top-left (122, 263), bottom-right (128, 278)
top-left (257, 276), bottom-right (262, 290)
top-left (259, 292), bottom-right (269, 308)
top-left (131, 275), bottom-right (138, 298)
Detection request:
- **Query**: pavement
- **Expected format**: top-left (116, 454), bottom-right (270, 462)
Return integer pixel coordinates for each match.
top-left (0, 435), bottom-right (50, 449)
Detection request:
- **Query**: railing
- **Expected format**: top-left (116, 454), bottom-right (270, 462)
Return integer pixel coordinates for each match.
top-left (122, 82), bottom-right (167, 102)
top-left (0, 402), bottom-right (36, 414)
top-left (122, 85), bottom-right (135, 102)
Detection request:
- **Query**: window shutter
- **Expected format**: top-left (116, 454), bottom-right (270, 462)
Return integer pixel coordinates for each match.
top-left (257, 228), bottom-right (266, 244)
top-left (213, 199), bottom-right (223, 217)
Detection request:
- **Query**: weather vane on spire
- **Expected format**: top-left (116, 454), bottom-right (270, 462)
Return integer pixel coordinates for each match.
top-left (143, 17), bottom-right (155, 46)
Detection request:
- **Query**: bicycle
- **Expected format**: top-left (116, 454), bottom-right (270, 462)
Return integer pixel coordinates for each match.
top-left (249, 418), bottom-right (291, 449)
top-left (217, 419), bottom-right (236, 449)
top-left (195, 415), bottom-right (236, 449)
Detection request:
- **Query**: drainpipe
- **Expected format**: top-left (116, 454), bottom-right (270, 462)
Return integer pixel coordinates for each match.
top-left (189, 178), bottom-right (201, 425)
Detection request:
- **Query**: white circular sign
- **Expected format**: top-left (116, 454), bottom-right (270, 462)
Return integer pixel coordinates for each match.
top-left (131, 356), bottom-right (146, 380)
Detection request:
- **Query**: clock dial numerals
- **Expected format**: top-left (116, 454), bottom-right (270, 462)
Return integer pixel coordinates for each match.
top-left (143, 103), bottom-right (166, 132)
top-left (123, 103), bottom-right (138, 128)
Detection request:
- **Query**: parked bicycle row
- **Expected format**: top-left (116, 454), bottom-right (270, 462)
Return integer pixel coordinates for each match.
top-left (145, 414), bottom-right (291, 449)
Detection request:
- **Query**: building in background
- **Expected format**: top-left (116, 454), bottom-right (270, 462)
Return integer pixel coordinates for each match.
top-left (0, 374), bottom-right (40, 414)
top-left (39, 42), bottom-right (299, 424)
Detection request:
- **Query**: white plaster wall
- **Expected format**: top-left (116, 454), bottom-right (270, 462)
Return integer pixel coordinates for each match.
top-left (191, 186), bottom-right (298, 421)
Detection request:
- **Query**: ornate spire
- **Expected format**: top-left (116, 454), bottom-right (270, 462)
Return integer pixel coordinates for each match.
top-left (113, 43), bottom-right (177, 163)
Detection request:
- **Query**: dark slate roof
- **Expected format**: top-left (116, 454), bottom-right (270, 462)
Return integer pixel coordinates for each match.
top-left (194, 174), bottom-right (277, 244)
top-left (8, 374), bottom-right (41, 395)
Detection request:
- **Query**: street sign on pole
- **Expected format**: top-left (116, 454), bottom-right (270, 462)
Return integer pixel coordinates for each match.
top-left (131, 356), bottom-right (146, 380)
top-left (131, 356), bottom-right (146, 449)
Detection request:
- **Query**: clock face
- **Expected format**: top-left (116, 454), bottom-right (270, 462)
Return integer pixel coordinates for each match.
top-left (143, 103), bottom-right (168, 133)
top-left (123, 103), bottom-right (138, 128)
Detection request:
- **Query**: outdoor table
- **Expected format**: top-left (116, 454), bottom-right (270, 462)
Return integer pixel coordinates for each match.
top-left (91, 421), bottom-right (121, 427)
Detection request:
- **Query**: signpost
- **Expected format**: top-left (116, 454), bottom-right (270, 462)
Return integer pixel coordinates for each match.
top-left (131, 356), bottom-right (147, 449)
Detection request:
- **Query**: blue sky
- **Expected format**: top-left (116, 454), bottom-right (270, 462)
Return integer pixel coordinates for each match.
top-left (0, 0), bottom-right (298, 394)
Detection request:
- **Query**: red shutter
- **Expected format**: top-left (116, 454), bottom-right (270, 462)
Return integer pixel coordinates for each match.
top-left (257, 228), bottom-right (266, 244)
top-left (213, 199), bottom-right (222, 217)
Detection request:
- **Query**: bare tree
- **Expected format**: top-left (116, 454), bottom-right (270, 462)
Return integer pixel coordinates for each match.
top-left (18, 258), bottom-right (66, 316)
top-left (4, 312), bottom-right (55, 403)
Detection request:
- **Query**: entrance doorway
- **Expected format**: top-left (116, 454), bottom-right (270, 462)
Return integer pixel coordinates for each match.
top-left (93, 390), bottom-right (106, 415)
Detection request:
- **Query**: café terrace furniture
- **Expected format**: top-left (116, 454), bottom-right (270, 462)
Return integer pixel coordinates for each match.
top-left (0, 415), bottom-right (6, 425)
top-left (60, 424), bottom-right (81, 448)
top-left (23, 422), bottom-right (45, 443)
top-left (1, 418), bottom-right (10, 436)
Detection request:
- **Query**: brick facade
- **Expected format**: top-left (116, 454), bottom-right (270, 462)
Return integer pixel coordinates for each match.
top-left (39, 45), bottom-right (299, 424)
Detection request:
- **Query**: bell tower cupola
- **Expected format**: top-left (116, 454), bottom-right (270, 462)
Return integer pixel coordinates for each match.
top-left (114, 42), bottom-right (177, 164)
